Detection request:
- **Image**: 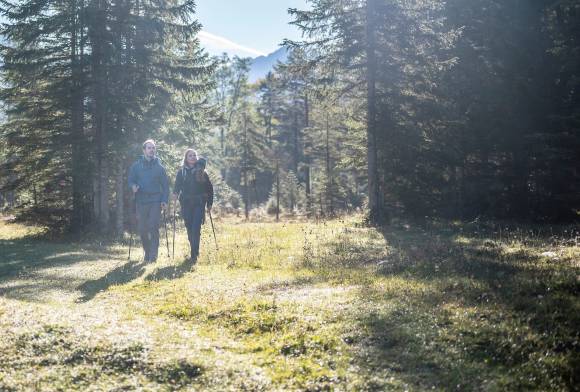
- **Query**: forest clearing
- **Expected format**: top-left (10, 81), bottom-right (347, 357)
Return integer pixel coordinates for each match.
top-left (1, 216), bottom-right (578, 391)
top-left (1, 0), bottom-right (579, 390)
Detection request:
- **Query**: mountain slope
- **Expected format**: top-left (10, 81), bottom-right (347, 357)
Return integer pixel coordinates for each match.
top-left (248, 46), bottom-right (289, 82)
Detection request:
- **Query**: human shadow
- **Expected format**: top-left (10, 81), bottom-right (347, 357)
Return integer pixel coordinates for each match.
top-left (76, 260), bottom-right (148, 302)
top-left (144, 258), bottom-right (196, 282)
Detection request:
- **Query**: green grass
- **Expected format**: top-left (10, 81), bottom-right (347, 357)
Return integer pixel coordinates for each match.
top-left (0, 215), bottom-right (578, 391)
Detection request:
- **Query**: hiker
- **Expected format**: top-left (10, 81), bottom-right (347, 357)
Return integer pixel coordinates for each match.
top-left (128, 139), bottom-right (170, 262)
top-left (173, 149), bottom-right (214, 262)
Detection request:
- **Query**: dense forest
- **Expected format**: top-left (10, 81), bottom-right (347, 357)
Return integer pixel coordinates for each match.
top-left (1, 0), bottom-right (579, 233)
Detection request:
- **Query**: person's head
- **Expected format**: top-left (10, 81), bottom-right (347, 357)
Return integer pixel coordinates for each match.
top-left (142, 139), bottom-right (156, 159)
top-left (182, 148), bottom-right (198, 167)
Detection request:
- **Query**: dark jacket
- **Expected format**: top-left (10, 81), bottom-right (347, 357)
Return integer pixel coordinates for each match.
top-left (173, 166), bottom-right (213, 209)
top-left (128, 156), bottom-right (170, 204)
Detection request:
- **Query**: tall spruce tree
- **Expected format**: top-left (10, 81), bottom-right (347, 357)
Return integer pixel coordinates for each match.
top-left (1, 0), bottom-right (90, 227)
top-left (0, 0), bottom-right (214, 231)
top-left (289, 0), bottom-right (453, 222)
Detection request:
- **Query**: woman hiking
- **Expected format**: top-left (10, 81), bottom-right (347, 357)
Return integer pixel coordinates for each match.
top-left (173, 149), bottom-right (213, 263)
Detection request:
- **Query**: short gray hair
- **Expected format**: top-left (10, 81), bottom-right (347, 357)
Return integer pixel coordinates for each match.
top-left (142, 139), bottom-right (156, 149)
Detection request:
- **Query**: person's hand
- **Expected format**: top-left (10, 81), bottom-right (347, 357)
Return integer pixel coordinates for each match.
top-left (161, 202), bottom-right (167, 211)
top-left (132, 184), bottom-right (139, 193)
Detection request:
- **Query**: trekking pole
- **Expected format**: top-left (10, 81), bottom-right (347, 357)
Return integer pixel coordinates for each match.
top-left (163, 206), bottom-right (170, 259)
top-left (208, 209), bottom-right (218, 251)
top-left (172, 192), bottom-right (181, 259)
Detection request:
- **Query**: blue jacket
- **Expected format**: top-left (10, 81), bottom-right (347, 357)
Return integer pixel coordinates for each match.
top-left (128, 156), bottom-right (170, 204)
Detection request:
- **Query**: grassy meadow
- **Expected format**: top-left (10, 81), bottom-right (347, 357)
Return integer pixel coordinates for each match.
top-left (0, 215), bottom-right (578, 391)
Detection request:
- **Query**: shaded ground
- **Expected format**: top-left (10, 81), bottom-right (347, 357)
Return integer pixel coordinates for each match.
top-left (0, 217), bottom-right (578, 391)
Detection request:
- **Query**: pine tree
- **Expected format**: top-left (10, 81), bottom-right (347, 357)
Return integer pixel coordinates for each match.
top-left (0, 0), bottom-right (214, 231)
top-left (289, 0), bottom-right (459, 221)
top-left (0, 0), bottom-right (90, 227)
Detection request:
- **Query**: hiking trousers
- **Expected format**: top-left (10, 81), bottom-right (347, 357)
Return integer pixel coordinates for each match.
top-left (136, 202), bottom-right (161, 261)
top-left (181, 198), bottom-right (205, 260)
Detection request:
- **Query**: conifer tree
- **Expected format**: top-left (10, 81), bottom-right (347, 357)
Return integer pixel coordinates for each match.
top-left (0, 0), bottom-right (214, 230)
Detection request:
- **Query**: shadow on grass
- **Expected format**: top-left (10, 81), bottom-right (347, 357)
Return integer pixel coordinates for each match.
top-left (0, 237), bottom-right (125, 278)
top-left (77, 260), bottom-right (148, 302)
top-left (343, 224), bottom-right (580, 390)
top-left (0, 238), bottom-right (55, 277)
top-left (378, 226), bottom-right (579, 317)
top-left (290, 222), bottom-right (578, 390)
top-left (353, 300), bottom-right (483, 390)
top-left (144, 258), bottom-right (197, 282)
top-left (0, 235), bottom-right (137, 303)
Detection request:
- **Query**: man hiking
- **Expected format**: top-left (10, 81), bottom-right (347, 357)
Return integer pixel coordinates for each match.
top-left (128, 139), bottom-right (170, 262)
top-left (173, 148), bottom-right (213, 263)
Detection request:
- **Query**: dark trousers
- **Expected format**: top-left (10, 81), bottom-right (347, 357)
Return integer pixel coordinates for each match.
top-left (181, 199), bottom-right (205, 259)
top-left (136, 202), bottom-right (161, 261)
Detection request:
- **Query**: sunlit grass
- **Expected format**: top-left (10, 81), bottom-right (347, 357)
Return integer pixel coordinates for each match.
top-left (1, 214), bottom-right (578, 390)
top-left (0, 218), bottom-right (47, 240)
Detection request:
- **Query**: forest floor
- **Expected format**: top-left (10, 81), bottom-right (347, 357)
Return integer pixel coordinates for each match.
top-left (0, 214), bottom-right (578, 391)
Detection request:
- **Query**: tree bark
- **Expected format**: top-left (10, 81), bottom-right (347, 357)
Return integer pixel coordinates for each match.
top-left (91, 0), bottom-right (109, 231)
top-left (115, 161), bottom-right (124, 236)
top-left (243, 114), bottom-right (250, 220)
top-left (71, 0), bottom-right (87, 231)
top-left (366, 0), bottom-right (381, 222)
top-left (303, 93), bottom-right (311, 215)
top-left (276, 160), bottom-right (280, 222)
top-left (326, 113), bottom-right (333, 215)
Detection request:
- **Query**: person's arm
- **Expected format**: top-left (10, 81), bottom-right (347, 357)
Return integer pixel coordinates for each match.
top-left (128, 162), bottom-right (139, 194)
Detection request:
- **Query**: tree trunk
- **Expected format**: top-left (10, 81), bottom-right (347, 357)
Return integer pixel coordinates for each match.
top-left (366, 0), bottom-right (381, 222)
top-left (293, 108), bottom-right (299, 174)
top-left (276, 160), bottom-right (280, 222)
top-left (115, 161), bottom-right (124, 236)
top-left (326, 113), bottom-right (333, 216)
top-left (91, 0), bottom-right (109, 231)
top-left (243, 114), bottom-right (250, 220)
top-left (71, 0), bottom-right (86, 231)
top-left (220, 124), bottom-right (225, 180)
top-left (303, 93), bottom-right (311, 214)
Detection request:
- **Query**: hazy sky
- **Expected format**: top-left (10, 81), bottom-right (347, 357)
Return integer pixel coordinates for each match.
top-left (196, 0), bottom-right (309, 58)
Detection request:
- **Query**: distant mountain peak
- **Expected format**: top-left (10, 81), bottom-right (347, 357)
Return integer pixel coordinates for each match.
top-left (248, 46), bottom-right (290, 82)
